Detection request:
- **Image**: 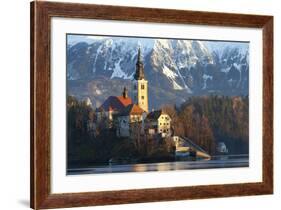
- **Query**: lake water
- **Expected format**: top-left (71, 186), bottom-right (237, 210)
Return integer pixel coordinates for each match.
top-left (67, 154), bottom-right (249, 175)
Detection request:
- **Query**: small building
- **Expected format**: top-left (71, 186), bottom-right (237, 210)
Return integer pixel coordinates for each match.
top-left (145, 110), bottom-right (171, 137)
top-left (116, 104), bottom-right (146, 137)
top-left (216, 142), bottom-right (228, 154)
top-left (96, 87), bottom-right (132, 127)
top-left (172, 136), bottom-right (181, 147)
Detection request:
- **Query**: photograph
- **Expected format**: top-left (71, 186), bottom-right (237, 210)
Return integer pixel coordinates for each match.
top-left (29, 2), bottom-right (274, 208)
top-left (66, 34), bottom-right (250, 175)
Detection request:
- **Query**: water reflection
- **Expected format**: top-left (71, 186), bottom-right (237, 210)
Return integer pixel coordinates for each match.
top-left (68, 155), bottom-right (249, 175)
top-left (133, 164), bottom-right (147, 172)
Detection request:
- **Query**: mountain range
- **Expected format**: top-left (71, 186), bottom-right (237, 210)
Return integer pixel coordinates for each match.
top-left (67, 36), bottom-right (249, 110)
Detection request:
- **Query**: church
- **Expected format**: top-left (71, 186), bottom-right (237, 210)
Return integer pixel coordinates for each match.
top-left (132, 48), bottom-right (149, 113)
top-left (96, 48), bottom-right (171, 138)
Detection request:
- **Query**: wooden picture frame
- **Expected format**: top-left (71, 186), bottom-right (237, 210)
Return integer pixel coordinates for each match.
top-left (30, 1), bottom-right (273, 209)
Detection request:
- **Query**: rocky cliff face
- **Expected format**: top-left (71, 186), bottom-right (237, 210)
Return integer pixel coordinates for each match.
top-left (67, 37), bottom-right (249, 109)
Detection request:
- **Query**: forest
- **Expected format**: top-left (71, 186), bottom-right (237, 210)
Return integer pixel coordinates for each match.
top-left (162, 95), bottom-right (249, 155)
top-left (67, 95), bottom-right (249, 168)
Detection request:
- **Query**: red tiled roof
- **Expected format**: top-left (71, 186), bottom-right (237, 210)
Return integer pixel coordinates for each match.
top-left (97, 95), bottom-right (132, 112)
top-left (118, 104), bottom-right (145, 116)
top-left (116, 96), bottom-right (133, 107)
top-left (130, 104), bottom-right (145, 115)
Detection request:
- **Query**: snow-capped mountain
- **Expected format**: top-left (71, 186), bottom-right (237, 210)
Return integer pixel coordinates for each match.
top-left (67, 37), bottom-right (249, 109)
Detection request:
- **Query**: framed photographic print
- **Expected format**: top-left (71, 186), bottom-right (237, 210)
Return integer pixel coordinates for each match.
top-left (30, 1), bottom-right (273, 209)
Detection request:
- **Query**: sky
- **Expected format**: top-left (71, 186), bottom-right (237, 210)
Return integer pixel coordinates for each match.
top-left (67, 34), bottom-right (249, 53)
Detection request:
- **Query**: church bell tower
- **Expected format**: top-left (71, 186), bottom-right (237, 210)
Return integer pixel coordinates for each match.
top-left (133, 48), bottom-right (148, 113)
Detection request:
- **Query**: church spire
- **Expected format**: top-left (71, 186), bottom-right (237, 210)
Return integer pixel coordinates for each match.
top-left (122, 86), bottom-right (128, 98)
top-left (137, 47), bottom-right (142, 62)
top-left (134, 48), bottom-right (145, 80)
